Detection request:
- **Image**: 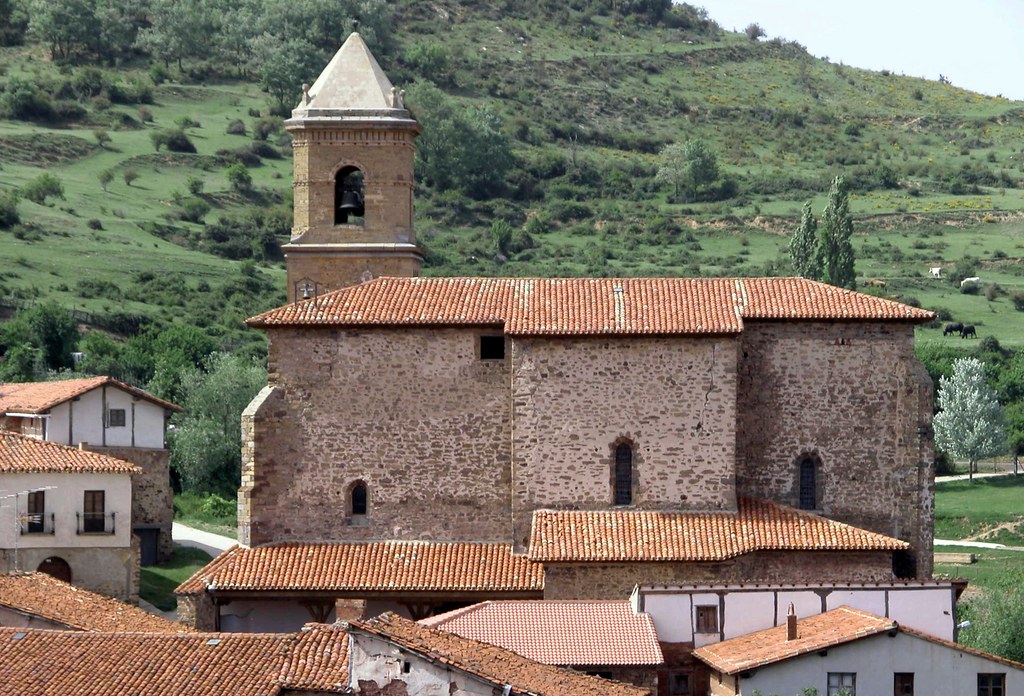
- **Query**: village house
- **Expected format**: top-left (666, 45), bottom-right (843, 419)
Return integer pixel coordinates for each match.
top-left (0, 432), bottom-right (139, 600)
top-left (0, 613), bottom-right (648, 695)
top-left (693, 606), bottom-right (1023, 696)
top-left (0, 376), bottom-right (180, 564)
top-left (179, 35), bottom-right (937, 658)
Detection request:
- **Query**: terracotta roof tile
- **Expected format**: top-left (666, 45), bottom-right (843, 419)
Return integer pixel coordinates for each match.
top-left (277, 623), bottom-right (350, 693)
top-left (0, 572), bottom-right (191, 633)
top-left (0, 628), bottom-right (294, 695)
top-left (528, 498), bottom-right (910, 562)
top-left (247, 276), bottom-right (932, 333)
top-left (176, 541), bottom-right (544, 595)
top-left (420, 600), bottom-right (663, 666)
top-left (353, 612), bottom-right (651, 695)
top-left (0, 432), bottom-right (140, 474)
top-left (693, 606), bottom-right (895, 675)
top-left (0, 376), bottom-right (181, 414)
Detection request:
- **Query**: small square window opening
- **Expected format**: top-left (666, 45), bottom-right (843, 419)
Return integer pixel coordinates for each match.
top-left (479, 335), bottom-right (505, 360)
top-left (695, 605), bottom-right (718, 634)
top-left (107, 409), bottom-right (126, 427)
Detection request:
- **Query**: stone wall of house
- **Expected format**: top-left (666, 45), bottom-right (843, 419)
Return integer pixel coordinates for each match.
top-left (0, 545), bottom-right (138, 601)
top-left (176, 592), bottom-right (217, 631)
top-left (542, 551), bottom-right (895, 600)
top-left (242, 327), bottom-right (512, 546)
top-left (734, 321), bottom-right (935, 576)
top-left (510, 336), bottom-right (739, 549)
top-left (88, 445), bottom-right (173, 563)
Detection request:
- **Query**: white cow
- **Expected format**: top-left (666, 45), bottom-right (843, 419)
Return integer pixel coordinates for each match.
top-left (960, 276), bottom-right (981, 288)
top-left (930, 267), bottom-right (942, 278)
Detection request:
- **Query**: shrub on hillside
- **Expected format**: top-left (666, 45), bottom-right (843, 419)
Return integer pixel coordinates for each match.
top-left (226, 164), bottom-right (252, 192)
top-left (0, 78), bottom-right (53, 120)
top-left (226, 119), bottom-right (247, 135)
top-left (1013, 292), bottom-right (1024, 312)
top-left (21, 174), bottom-right (64, 205)
top-left (178, 198), bottom-right (211, 224)
top-left (165, 128), bottom-right (197, 153)
top-left (0, 190), bottom-right (20, 228)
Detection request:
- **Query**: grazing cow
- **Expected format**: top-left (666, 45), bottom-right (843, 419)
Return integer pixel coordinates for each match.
top-left (960, 276), bottom-right (981, 288)
top-left (930, 267), bottom-right (942, 278)
top-left (943, 323), bottom-right (963, 336)
top-left (865, 278), bottom-right (887, 287)
top-left (961, 325), bottom-right (977, 339)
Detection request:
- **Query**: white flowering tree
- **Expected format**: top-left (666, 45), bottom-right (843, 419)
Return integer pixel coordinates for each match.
top-left (934, 357), bottom-right (1005, 480)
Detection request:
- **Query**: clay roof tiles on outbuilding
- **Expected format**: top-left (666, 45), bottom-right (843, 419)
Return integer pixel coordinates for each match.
top-left (420, 600), bottom-right (664, 666)
top-left (528, 497), bottom-right (910, 563)
top-left (0, 572), bottom-right (191, 633)
top-left (0, 432), bottom-right (139, 474)
top-left (276, 623), bottom-right (350, 693)
top-left (247, 276), bottom-right (933, 333)
top-left (352, 612), bottom-right (652, 696)
top-left (692, 606), bottom-right (897, 675)
top-left (176, 540), bottom-right (544, 595)
top-left (0, 628), bottom-right (296, 695)
top-left (0, 375), bottom-right (181, 415)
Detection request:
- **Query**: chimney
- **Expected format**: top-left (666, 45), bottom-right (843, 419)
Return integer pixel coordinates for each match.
top-left (786, 603), bottom-right (798, 641)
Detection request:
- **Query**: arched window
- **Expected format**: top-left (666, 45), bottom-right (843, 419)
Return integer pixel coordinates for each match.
top-left (798, 457), bottom-right (817, 510)
top-left (37, 556), bottom-right (72, 583)
top-left (334, 166), bottom-right (365, 224)
top-left (351, 483), bottom-right (367, 516)
top-left (614, 443), bottom-right (633, 506)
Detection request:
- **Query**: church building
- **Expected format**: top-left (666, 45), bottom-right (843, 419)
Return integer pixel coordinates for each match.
top-left (178, 34), bottom-right (937, 642)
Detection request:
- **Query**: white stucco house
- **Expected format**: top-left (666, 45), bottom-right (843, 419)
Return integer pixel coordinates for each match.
top-left (0, 377), bottom-right (181, 564)
top-left (0, 432), bottom-right (140, 600)
top-left (693, 606), bottom-right (1022, 696)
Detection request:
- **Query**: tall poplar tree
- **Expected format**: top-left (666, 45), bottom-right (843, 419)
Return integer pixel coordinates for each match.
top-left (818, 175), bottom-right (856, 289)
top-left (790, 201), bottom-right (819, 279)
top-left (934, 357), bottom-right (1005, 480)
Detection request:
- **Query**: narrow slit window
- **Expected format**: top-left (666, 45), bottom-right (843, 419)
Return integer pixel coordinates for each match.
top-left (351, 483), bottom-right (367, 516)
top-left (799, 457), bottom-right (817, 510)
top-left (614, 443), bottom-right (633, 506)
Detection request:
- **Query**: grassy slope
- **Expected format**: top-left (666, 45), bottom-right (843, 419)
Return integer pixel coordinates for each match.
top-left (139, 544), bottom-right (212, 611)
top-left (933, 477), bottom-right (1024, 590)
top-left (2, 3), bottom-right (1024, 344)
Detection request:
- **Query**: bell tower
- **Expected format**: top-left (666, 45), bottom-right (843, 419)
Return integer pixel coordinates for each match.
top-left (283, 33), bottom-right (422, 301)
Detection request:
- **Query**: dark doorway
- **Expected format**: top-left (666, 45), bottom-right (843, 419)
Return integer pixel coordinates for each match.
top-left (137, 528), bottom-right (159, 566)
top-left (37, 556), bottom-right (72, 583)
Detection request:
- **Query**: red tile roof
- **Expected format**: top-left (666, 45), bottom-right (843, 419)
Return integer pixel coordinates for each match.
top-left (693, 606), bottom-right (895, 675)
top-left (0, 572), bottom-right (191, 633)
top-left (176, 541), bottom-right (544, 595)
top-left (694, 607), bottom-right (1024, 676)
top-left (0, 629), bottom-right (295, 695)
top-left (0, 432), bottom-right (139, 474)
top-left (277, 623), bottom-right (350, 693)
top-left (528, 498), bottom-right (910, 562)
top-left (0, 376), bottom-right (182, 414)
top-left (353, 612), bottom-right (652, 695)
top-left (420, 600), bottom-right (663, 666)
top-left (248, 276), bottom-right (932, 333)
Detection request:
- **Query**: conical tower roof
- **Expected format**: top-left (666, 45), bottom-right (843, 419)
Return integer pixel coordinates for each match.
top-left (288, 33), bottom-right (416, 126)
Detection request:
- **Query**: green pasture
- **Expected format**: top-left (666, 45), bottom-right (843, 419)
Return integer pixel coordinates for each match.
top-left (139, 544), bottom-right (212, 611)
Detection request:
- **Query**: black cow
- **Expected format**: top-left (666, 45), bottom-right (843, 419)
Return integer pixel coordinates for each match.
top-left (943, 323), bottom-right (963, 336)
top-left (961, 325), bottom-right (977, 339)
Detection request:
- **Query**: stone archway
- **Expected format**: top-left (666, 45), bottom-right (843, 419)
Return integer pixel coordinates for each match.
top-left (37, 556), bottom-right (72, 583)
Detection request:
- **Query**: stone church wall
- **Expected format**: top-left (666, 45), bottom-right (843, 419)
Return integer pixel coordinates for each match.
top-left (241, 326), bottom-right (512, 546)
top-left (510, 335), bottom-right (739, 549)
top-left (734, 321), bottom-right (934, 576)
top-left (543, 551), bottom-right (895, 600)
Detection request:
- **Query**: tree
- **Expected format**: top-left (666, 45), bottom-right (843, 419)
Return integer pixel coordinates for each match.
top-left (93, 129), bottom-right (111, 148)
top-left (98, 168), bottom-right (114, 191)
top-left (169, 352), bottom-right (266, 494)
top-left (0, 301), bottom-right (79, 380)
top-left (655, 139), bottom-right (719, 203)
top-left (818, 175), bottom-right (856, 289)
top-left (790, 201), bottom-right (819, 279)
top-left (122, 168), bottom-right (139, 186)
top-left (135, 0), bottom-right (214, 70)
top-left (21, 173), bottom-right (64, 204)
top-left (934, 357), bottom-right (1005, 480)
top-left (28, 0), bottom-right (99, 60)
top-left (250, 33), bottom-right (323, 111)
top-left (744, 22), bottom-right (766, 41)
top-left (960, 583), bottom-right (1024, 662)
top-left (0, 189), bottom-right (19, 228)
top-left (226, 163), bottom-right (253, 192)
top-left (406, 81), bottom-right (513, 199)
top-left (0, 0), bottom-right (29, 46)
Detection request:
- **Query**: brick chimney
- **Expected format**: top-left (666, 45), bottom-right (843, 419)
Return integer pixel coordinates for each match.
top-left (786, 603), bottom-right (798, 641)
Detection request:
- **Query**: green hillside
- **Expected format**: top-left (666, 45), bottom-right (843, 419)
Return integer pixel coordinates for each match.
top-left (2, 0), bottom-right (1024, 348)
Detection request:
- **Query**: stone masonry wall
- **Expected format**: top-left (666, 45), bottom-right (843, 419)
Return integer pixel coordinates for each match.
top-left (510, 336), bottom-right (738, 549)
top-left (88, 445), bottom-right (173, 563)
top-left (542, 551), bottom-right (895, 600)
top-left (177, 592), bottom-right (217, 631)
top-left (734, 322), bottom-right (934, 576)
top-left (0, 545), bottom-right (138, 601)
top-left (242, 327), bottom-right (512, 546)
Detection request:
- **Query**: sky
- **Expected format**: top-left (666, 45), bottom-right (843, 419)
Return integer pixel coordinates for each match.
top-left (695, 1), bottom-right (1024, 101)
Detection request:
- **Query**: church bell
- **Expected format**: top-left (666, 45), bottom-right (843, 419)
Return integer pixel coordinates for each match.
top-left (339, 189), bottom-right (364, 218)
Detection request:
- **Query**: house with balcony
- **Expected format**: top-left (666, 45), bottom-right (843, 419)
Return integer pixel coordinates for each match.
top-left (0, 432), bottom-right (139, 600)
top-left (0, 376), bottom-right (180, 564)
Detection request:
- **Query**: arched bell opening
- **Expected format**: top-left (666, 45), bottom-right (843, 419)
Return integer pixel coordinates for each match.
top-left (335, 166), bottom-right (365, 225)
